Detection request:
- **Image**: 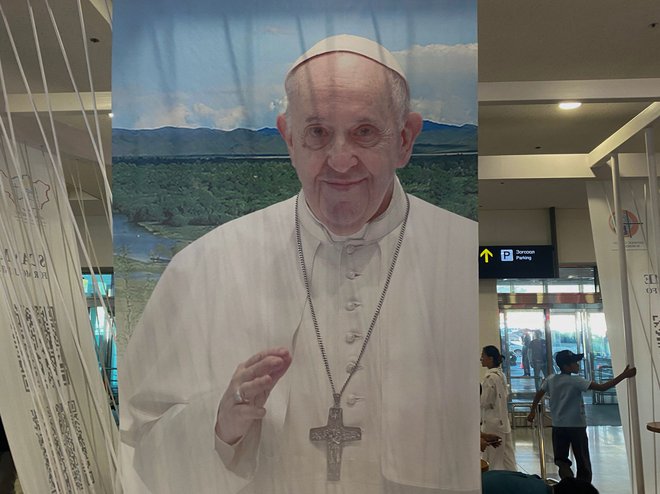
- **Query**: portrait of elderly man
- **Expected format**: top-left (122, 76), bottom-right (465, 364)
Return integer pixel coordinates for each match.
top-left (120, 34), bottom-right (479, 494)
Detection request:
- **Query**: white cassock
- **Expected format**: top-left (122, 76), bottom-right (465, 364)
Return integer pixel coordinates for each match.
top-left (480, 367), bottom-right (517, 471)
top-left (119, 180), bottom-right (480, 494)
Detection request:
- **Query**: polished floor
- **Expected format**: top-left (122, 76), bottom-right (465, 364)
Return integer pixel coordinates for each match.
top-left (510, 423), bottom-right (632, 494)
top-left (506, 392), bottom-right (633, 493)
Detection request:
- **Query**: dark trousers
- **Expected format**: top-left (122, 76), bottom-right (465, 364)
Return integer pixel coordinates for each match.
top-left (531, 361), bottom-right (547, 391)
top-left (552, 426), bottom-right (592, 483)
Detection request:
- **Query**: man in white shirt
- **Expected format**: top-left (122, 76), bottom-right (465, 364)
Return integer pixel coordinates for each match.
top-left (120, 34), bottom-right (479, 494)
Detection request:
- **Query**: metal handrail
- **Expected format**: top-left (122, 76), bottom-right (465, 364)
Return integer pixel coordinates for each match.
top-left (533, 401), bottom-right (560, 485)
top-left (534, 402), bottom-right (548, 479)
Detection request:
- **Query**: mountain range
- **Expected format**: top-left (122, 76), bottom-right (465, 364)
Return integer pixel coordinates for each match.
top-left (112, 121), bottom-right (476, 157)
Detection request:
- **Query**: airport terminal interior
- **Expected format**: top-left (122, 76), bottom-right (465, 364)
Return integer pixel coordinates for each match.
top-left (1, 1), bottom-right (659, 493)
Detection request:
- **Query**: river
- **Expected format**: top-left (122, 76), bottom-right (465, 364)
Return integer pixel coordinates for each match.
top-left (113, 214), bottom-right (177, 263)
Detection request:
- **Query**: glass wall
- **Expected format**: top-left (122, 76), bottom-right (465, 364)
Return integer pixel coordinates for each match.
top-left (82, 271), bottom-right (117, 409)
top-left (497, 267), bottom-right (613, 406)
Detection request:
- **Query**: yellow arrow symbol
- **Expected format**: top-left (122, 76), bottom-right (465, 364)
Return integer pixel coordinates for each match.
top-left (480, 248), bottom-right (493, 263)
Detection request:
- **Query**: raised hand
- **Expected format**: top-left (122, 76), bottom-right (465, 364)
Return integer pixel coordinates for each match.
top-left (621, 365), bottom-right (637, 379)
top-left (215, 347), bottom-right (292, 445)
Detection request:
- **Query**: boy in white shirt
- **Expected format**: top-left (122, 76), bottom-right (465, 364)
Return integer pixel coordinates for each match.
top-left (527, 350), bottom-right (636, 483)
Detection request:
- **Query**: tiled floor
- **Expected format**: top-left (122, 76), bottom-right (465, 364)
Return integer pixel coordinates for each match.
top-left (511, 424), bottom-right (632, 494)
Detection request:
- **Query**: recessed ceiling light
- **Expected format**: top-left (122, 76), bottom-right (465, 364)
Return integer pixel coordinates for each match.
top-left (559, 101), bottom-right (582, 110)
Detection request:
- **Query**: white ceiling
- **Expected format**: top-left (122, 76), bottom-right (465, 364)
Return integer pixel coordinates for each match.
top-left (479, 102), bottom-right (655, 156)
top-left (478, 0), bottom-right (660, 210)
top-left (479, 0), bottom-right (660, 83)
top-left (1, 0), bottom-right (659, 213)
top-left (0, 0), bottom-right (111, 94)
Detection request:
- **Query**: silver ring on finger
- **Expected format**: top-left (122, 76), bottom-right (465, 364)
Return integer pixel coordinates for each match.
top-left (233, 387), bottom-right (248, 405)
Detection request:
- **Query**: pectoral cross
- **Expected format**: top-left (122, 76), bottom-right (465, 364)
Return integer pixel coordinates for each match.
top-left (309, 395), bottom-right (361, 481)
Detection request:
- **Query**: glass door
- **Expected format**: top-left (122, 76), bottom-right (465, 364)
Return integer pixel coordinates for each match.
top-left (547, 308), bottom-right (583, 376)
top-left (586, 310), bottom-right (615, 404)
top-left (499, 308), bottom-right (545, 400)
top-left (497, 272), bottom-right (618, 416)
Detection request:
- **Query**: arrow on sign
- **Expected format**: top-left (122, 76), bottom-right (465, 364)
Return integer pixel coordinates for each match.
top-left (480, 248), bottom-right (493, 263)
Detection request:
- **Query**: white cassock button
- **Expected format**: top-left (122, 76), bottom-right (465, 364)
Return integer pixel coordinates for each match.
top-left (346, 395), bottom-right (358, 406)
top-left (346, 361), bottom-right (363, 373)
top-left (346, 245), bottom-right (356, 255)
top-left (345, 302), bottom-right (360, 311)
top-left (346, 270), bottom-right (357, 280)
top-left (345, 332), bottom-right (361, 343)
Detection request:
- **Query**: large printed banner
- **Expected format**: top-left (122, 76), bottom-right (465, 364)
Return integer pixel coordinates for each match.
top-left (0, 143), bottom-right (116, 493)
top-left (112, 0), bottom-right (479, 352)
top-left (586, 179), bottom-right (660, 491)
top-left (113, 1), bottom-right (478, 492)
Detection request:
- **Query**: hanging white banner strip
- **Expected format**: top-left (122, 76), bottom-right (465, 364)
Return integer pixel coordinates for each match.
top-left (586, 179), bottom-right (660, 492)
top-left (0, 141), bottom-right (117, 493)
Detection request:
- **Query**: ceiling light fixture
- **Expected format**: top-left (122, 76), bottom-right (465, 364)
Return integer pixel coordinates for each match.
top-left (558, 101), bottom-right (582, 110)
top-left (108, 112), bottom-right (114, 118)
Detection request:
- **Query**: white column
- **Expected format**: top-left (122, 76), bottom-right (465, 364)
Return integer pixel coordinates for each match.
top-left (610, 154), bottom-right (646, 494)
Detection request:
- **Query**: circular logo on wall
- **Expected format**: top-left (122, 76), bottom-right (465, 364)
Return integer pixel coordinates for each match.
top-left (608, 210), bottom-right (641, 238)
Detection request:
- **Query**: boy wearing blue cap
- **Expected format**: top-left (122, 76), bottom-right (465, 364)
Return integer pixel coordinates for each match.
top-left (527, 350), bottom-right (636, 483)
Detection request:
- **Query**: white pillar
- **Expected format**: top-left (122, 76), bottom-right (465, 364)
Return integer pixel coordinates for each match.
top-left (610, 154), bottom-right (646, 494)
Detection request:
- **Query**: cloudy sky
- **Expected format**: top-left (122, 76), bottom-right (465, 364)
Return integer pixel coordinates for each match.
top-left (113, 0), bottom-right (476, 130)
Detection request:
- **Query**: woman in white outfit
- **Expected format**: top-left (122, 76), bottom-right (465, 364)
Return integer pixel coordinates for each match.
top-left (480, 345), bottom-right (517, 471)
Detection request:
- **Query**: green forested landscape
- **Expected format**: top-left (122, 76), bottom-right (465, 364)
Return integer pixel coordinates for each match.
top-left (112, 121), bottom-right (477, 346)
top-left (112, 153), bottom-right (476, 344)
top-left (112, 153), bottom-right (477, 238)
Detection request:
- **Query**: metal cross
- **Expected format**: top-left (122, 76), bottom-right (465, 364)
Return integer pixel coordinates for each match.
top-left (310, 405), bottom-right (361, 480)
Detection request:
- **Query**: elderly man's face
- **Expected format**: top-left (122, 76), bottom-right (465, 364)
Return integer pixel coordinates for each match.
top-left (277, 52), bottom-right (422, 235)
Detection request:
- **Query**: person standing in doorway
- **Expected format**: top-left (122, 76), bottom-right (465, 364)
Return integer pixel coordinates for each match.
top-left (528, 330), bottom-right (547, 391)
top-left (522, 332), bottom-right (532, 377)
